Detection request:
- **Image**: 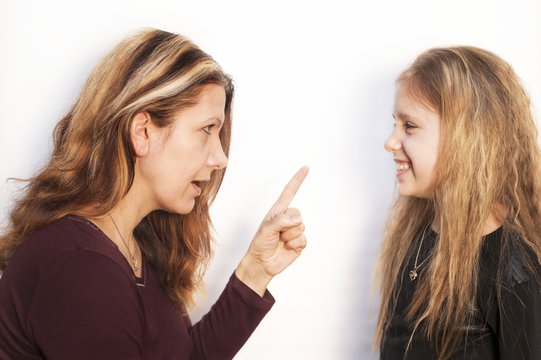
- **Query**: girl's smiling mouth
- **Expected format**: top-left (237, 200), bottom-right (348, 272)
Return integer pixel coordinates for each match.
top-left (395, 161), bottom-right (411, 176)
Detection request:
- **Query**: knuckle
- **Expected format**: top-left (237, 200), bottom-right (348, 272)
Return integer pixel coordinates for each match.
top-left (285, 207), bottom-right (301, 215)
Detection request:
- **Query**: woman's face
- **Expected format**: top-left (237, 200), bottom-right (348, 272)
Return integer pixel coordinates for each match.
top-left (139, 83), bottom-right (228, 214)
top-left (384, 85), bottom-right (441, 199)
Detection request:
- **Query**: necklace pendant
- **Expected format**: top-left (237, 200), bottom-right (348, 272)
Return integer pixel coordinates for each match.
top-left (409, 269), bottom-right (418, 281)
top-left (133, 258), bottom-right (139, 272)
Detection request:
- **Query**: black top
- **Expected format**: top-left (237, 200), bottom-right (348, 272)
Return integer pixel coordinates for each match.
top-left (381, 227), bottom-right (541, 359)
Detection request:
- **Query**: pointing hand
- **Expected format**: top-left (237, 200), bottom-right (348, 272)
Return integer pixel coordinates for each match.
top-left (235, 166), bottom-right (309, 296)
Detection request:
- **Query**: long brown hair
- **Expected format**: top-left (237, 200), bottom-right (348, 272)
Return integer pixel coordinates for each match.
top-left (375, 46), bottom-right (541, 359)
top-left (0, 28), bottom-right (234, 308)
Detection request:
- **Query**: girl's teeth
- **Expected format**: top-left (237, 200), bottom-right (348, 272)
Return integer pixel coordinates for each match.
top-left (397, 163), bottom-right (410, 170)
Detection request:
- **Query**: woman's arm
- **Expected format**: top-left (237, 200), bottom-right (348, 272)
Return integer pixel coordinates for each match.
top-left (188, 273), bottom-right (274, 359)
top-left (189, 166), bottom-right (308, 359)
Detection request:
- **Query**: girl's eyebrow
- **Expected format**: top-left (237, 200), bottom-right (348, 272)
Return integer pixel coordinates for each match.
top-left (393, 112), bottom-right (419, 122)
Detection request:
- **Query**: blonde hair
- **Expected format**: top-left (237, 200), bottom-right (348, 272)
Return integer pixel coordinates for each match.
top-left (375, 46), bottom-right (541, 359)
top-left (0, 28), bottom-right (234, 308)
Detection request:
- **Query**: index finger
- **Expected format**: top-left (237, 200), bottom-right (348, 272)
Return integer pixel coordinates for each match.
top-left (267, 166), bottom-right (309, 218)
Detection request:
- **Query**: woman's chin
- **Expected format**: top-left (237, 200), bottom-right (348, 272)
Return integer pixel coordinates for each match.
top-left (161, 200), bottom-right (196, 216)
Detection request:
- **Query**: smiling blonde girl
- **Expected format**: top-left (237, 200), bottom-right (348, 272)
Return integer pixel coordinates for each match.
top-left (376, 47), bottom-right (541, 359)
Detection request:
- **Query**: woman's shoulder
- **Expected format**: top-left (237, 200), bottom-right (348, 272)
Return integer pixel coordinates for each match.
top-left (7, 215), bottom-right (126, 276)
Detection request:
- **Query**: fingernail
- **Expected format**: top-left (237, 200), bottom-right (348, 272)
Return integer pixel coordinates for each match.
top-left (291, 215), bottom-right (302, 223)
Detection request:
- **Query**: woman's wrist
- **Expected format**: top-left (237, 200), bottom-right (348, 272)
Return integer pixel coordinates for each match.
top-left (235, 255), bottom-right (273, 297)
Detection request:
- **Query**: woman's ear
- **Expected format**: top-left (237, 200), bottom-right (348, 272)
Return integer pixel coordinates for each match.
top-left (131, 112), bottom-right (151, 157)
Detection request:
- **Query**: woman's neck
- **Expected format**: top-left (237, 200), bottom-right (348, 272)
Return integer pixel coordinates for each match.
top-left (85, 182), bottom-right (152, 274)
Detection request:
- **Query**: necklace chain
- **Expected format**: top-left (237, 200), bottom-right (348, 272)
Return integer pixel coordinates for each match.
top-left (110, 214), bottom-right (139, 272)
top-left (409, 224), bottom-right (431, 281)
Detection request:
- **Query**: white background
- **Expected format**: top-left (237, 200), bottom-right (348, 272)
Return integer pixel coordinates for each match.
top-left (0, 1), bottom-right (539, 359)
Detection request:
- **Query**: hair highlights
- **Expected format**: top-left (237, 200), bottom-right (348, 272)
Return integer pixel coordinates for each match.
top-left (0, 28), bottom-right (234, 307)
top-left (375, 46), bottom-right (541, 359)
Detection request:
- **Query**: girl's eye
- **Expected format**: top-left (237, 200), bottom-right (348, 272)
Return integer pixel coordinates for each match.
top-left (405, 122), bottom-right (416, 130)
top-left (203, 125), bottom-right (213, 134)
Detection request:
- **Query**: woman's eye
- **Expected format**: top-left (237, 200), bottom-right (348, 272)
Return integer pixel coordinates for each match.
top-left (203, 125), bottom-right (213, 134)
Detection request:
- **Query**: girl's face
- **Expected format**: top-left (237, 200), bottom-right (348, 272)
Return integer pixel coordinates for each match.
top-left (138, 84), bottom-right (228, 214)
top-left (384, 85), bottom-right (441, 199)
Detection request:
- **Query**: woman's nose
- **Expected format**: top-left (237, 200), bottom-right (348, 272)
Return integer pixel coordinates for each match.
top-left (208, 142), bottom-right (228, 170)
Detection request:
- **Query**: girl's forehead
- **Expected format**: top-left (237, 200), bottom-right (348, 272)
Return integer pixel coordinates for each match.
top-left (396, 79), bottom-right (439, 112)
top-left (394, 88), bottom-right (438, 122)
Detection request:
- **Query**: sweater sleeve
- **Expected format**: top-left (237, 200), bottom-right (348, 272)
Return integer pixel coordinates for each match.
top-left (188, 273), bottom-right (275, 360)
top-left (28, 250), bottom-right (146, 360)
top-left (497, 275), bottom-right (541, 359)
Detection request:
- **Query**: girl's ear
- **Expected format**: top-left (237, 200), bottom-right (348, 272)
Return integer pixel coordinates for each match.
top-left (131, 112), bottom-right (151, 157)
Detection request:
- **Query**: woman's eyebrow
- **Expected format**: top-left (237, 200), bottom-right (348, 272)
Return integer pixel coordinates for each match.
top-left (211, 116), bottom-right (224, 126)
top-left (201, 116), bottom-right (224, 127)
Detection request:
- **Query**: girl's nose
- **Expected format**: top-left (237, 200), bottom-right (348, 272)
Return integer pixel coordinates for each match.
top-left (384, 131), bottom-right (402, 153)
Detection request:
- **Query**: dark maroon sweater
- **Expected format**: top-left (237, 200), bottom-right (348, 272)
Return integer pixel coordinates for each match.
top-left (0, 215), bottom-right (274, 359)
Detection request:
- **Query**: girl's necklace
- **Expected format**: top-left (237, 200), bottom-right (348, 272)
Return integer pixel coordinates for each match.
top-left (110, 214), bottom-right (139, 272)
top-left (409, 224), bottom-right (431, 281)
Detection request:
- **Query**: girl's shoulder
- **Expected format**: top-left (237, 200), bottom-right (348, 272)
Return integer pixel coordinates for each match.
top-left (480, 226), bottom-right (541, 286)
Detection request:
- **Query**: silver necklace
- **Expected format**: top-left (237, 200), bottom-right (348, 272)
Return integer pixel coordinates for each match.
top-left (110, 214), bottom-right (139, 272)
top-left (409, 224), bottom-right (431, 281)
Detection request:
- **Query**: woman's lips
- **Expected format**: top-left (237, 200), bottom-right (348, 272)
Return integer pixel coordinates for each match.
top-left (191, 181), bottom-right (202, 195)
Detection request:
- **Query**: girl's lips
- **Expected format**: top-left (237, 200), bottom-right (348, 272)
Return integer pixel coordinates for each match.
top-left (396, 168), bottom-right (410, 177)
top-left (395, 161), bottom-right (411, 177)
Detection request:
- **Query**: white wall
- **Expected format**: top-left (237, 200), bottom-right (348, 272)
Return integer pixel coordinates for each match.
top-left (1, 1), bottom-right (539, 359)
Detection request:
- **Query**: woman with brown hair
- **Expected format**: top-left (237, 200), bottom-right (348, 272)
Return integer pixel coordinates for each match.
top-left (376, 46), bottom-right (541, 359)
top-left (0, 28), bottom-right (308, 359)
